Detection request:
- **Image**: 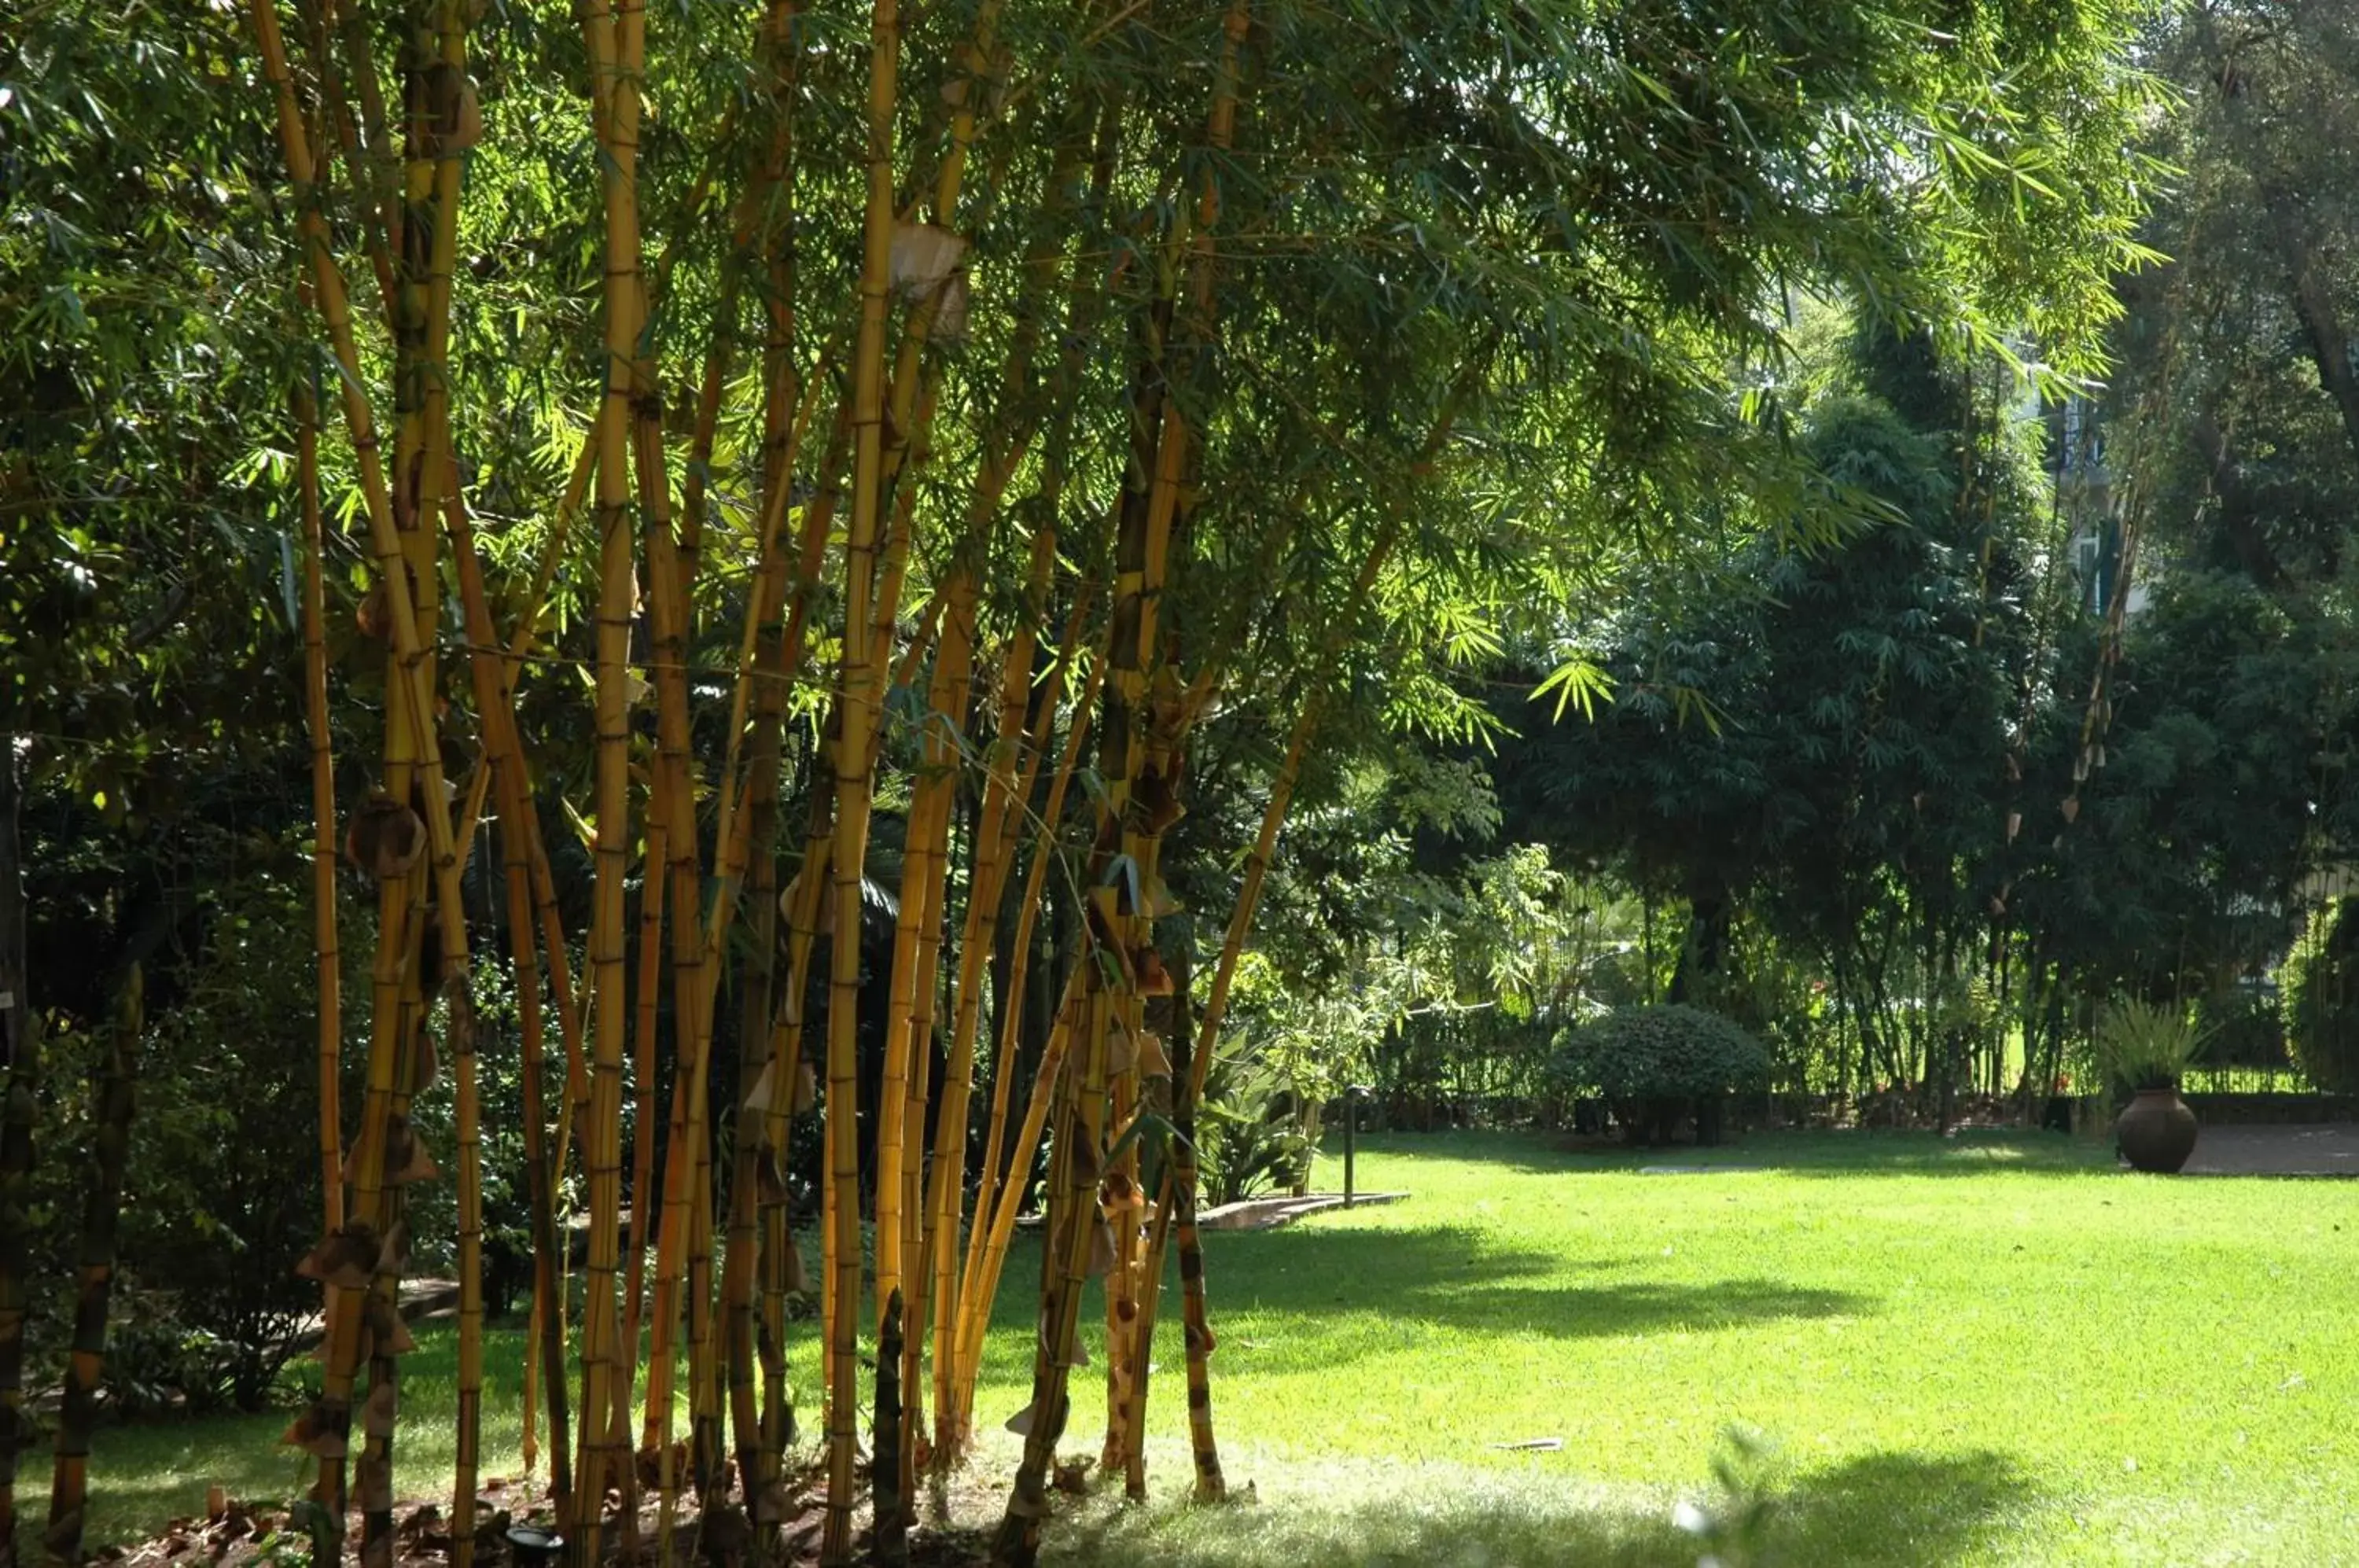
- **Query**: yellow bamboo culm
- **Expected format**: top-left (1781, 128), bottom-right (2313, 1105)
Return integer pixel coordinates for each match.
top-left (447, 488), bottom-right (576, 1507)
top-left (988, 963), bottom-right (1109, 1568)
top-left (876, 567), bottom-right (981, 1513)
top-left (248, 6), bottom-right (483, 1558)
top-left (639, 436), bottom-right (724, 1534)
top-left (863, 4), bottom-right (1008, 1477)
top-left (686, 209), bottom-right (804, 1524)
top-left (954, 970), bottom-right (1080, 1431)
top-left (568, 0), bottom-right (648, 1544)
top-left (951, 657), bottom-right (1100, 1438)
top-left (1097, 1), bottom-right (1256, 1493)
top-left (421, 46), bottom-right (484, 1532)
top-left (916, 186), bottom-right (1079, 1450)
top-left (990, 172), bottom-right (1183, 1550)
top-left (821, 0), bottom-right (903, 1547)
top-left (246, 24), bottom-right (403, 1555)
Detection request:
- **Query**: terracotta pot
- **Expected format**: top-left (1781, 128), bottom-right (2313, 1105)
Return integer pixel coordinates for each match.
top-left (2115, 1088), bottom-right (2199, 1174)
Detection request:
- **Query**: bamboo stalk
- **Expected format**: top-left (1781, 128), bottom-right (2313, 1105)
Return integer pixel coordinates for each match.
top-left (618, 809), bottom-right (665, 1556)
top-left (635, 406), bottom-right (724, 1523)
top-left (741, 6), bottom-right (803, 1498)
top-left (925, 602), bottom-right (1084, 1459)
top-left (765, 593), bottom-right (867, 1444)
top-left (421, 39), bottom-right (483, 1524)
top-left (455, 434), bottom-right (594, 858)
top-left (953, 966), bottom-right (1081, 1429)
top-left (752, 426), bottom-right (848, 1496)
top-left (846, 6), bottom-right (1011, 1416)
top-left (326, 0), bottom-right (399, 315)
top-left (874, 1290), bottom-right (908, 1566)
top-left (450, 886), bottom-right (486, 1568)
top-left (635, 800), bottom-right (682, 1464)
top-left (382, 0), bottom-right (477, 1533)
top-left (992, 196), bottom-right (1185, 1553)
top-left (821, 0), bottom-right (903, 1543)
top-left (951, 657), bottom-right (1099, 1429)
top-left (911, 109), bottom-right (1097, 1452)
top-left (568, 0), bottom-right (646, 1542)
top-left (686, 1110), bottom-right (721, 1499)
top-left (296, 371), bottom-right (344, 1237)
top-left (1143, 358), bottom-right (1478, 1484)
top-left (1091, 6), bottom-right (1253, 1489)
top-left (443, 487), bottom-right (575, 1507)
top-left (723, 698), bottom-right (782, 1511)
top-left (248, 11), bottom-right (483, 1557)
top-left (872, 573), bottom-right (977, 1424)
top-left (940, 89), bottom-right (1124, 1412)
top-left (988, 961), bottom-right (1106, 1568)
top-left (301, 0), bottom-right (399, 323)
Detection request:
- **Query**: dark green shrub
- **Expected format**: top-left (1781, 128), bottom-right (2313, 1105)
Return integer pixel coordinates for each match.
top-left (2195, 988), bottom-right (2287, 1072)
top-left (2287, 901), bottom-right (2359, 1094)
top-left (1554, 1004), bottom-right (1772, 1103)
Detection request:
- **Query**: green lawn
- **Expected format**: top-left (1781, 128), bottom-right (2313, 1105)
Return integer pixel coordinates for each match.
top-left (41, 1129), bottom-right (2359, 1564)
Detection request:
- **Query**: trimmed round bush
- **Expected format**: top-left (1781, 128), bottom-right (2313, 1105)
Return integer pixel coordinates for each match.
top-left (1553, 1003), bottom-right (1771, 1102)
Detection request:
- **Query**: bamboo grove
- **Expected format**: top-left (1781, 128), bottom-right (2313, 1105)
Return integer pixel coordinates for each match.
top-left (0, 0), bottom-right (2165, 1562)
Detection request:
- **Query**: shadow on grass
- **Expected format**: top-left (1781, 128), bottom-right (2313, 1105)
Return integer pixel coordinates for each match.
top-left (1345, 1128), bottom-right (2114, 1180)
top-left (9, 1408), bottom-right (312, 1551)
top-left (1047, 1448), bottom-right (2030, 1568)
top-left (1209, 1223), bottom-right (1870, 1365)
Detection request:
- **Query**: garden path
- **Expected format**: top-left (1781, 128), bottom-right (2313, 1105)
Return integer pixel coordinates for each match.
top-left (2183, 1122), bottom-right (2359, 1176)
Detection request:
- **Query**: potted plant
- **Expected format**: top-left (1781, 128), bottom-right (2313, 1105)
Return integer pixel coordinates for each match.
top-left (2093, 999), bottom-right (2207, 1173)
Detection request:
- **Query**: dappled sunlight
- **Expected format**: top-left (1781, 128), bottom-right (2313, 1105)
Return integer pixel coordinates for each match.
top-left (1024, 1448), bottom-right (2037, 1568)
top-left (1333, 1128), bottom-right (2116, 1182)
top-left (1204, 1223), bottom-right (1873, 1375)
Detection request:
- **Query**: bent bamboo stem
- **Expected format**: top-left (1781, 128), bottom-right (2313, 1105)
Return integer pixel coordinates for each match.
top-left (443, 489), bottom-right (577, 1507)
top-left (951, 652), bottom-right (1099, 1425)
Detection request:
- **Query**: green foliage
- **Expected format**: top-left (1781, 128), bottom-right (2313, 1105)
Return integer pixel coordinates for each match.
top-left (1675, 1426), bottom-right (1787, 1568)
top-left (1192, 1049), bottom-right (1317, 1209)
top-left (1497, 345), bottom-right (2055, 1107)
top-left (0, 0), bottom-right (2192, 1487)
top-left (2092, 999), bottom-right (2207, 1092)
top-left (2020, 572), bottom-right (2338, 996)
top-left (1553, 1004), bottom-right (1770, 1103)
top-left (2194, 987), bottom-right (2287, 1072)
top-left (2286, 901), bottom-right (2359, 1096)
top-left (114, 860), bottom-right (351, 1410)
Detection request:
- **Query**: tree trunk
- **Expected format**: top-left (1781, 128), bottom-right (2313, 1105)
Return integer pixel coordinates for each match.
top-left (45, 966), bottom-right (138, 1566)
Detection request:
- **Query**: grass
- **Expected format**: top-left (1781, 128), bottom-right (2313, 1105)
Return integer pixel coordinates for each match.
top-left (37, 1128), bottom-right (2359, 1563)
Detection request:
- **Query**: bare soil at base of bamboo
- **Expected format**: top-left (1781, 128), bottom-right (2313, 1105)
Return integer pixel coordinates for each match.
top-left (101, 1467), bottom-right (994, 1568)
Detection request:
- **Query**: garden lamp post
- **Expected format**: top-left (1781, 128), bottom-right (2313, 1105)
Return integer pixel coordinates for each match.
top-left (1345, 1084), bottom-right (1371, 1207)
